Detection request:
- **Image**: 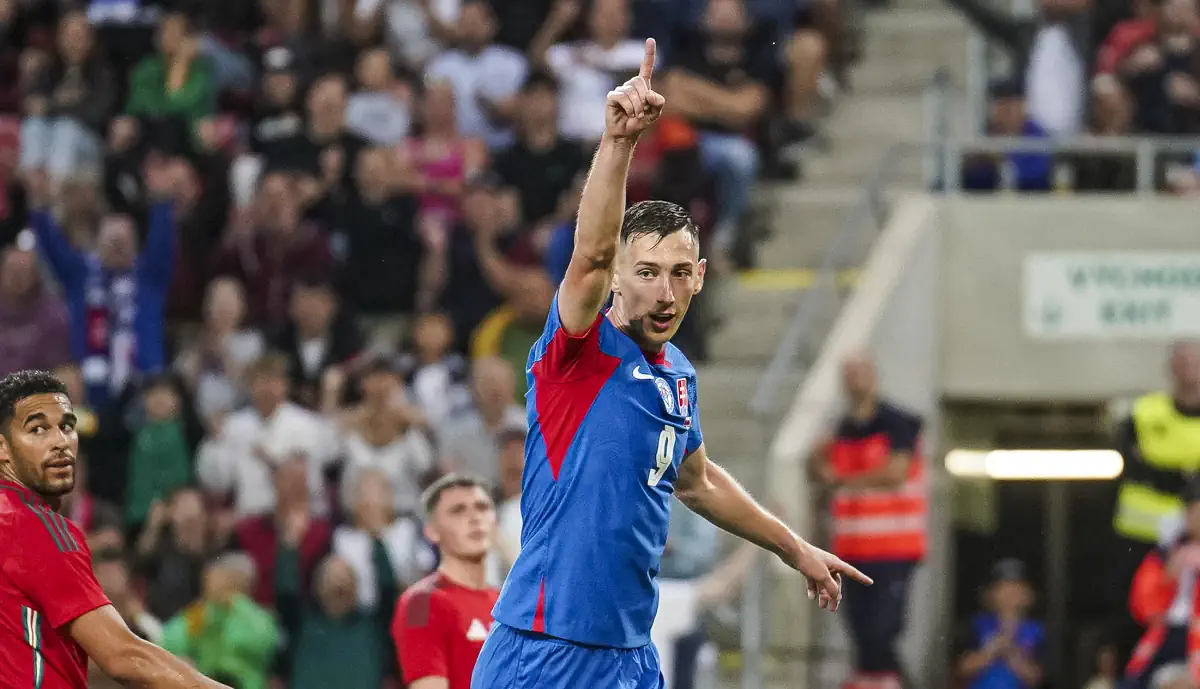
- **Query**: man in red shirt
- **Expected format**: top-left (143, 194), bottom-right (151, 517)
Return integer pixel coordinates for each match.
top-left (392, 474), bottom-right (500, 689)
top-left (0, 369), bottom-right (228, 688)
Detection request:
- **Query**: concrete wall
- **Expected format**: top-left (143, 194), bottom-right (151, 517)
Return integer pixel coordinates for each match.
top-left (939, 197), bottom-right (1199, 401)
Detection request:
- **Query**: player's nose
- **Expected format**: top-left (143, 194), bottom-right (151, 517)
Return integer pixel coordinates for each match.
top-left (656, 279), bottom-right (675, 304)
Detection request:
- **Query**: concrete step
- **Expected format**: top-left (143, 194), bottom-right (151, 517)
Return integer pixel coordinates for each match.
top-left (759, 194), bottom-right (859, 270)
top-left (852, 10), bottom-right (971, 95)
top-left (707, 285), bottom-right (806, 363)
top-left (823, 95), bottom-right (929, 148)
top-left (802, 139), bottom-right (927, 187)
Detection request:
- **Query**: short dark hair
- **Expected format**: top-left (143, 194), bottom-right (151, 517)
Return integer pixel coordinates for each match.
top-left (0, 370), bottom-right (69, 431)
top-left (620, 200), bottom-right (699, 246)
top-left (421, 473), bottom-right (490, 516)
top-left (522, 70), bottom-right (559, 95)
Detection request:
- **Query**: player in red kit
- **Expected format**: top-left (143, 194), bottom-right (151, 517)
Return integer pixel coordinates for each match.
top-left (0, 370), bottom-right (230, 689)
top-left (393, 475), bottom-right (500, 689)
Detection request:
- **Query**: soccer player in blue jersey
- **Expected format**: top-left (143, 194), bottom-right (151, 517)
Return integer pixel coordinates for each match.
top-left (472, 39), bottom-right (873, 689)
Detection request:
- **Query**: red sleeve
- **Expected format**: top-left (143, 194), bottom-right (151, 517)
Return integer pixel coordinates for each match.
top-left (2, 511), bottom-right (110, 629)
top-left (393, 589), bottom-right (450, 683)
top-left (532, 290), bottom-right (607, 382)
top-left (1096, 20), bottom-right (1156, 75)
top-left (1129, 550), bottom-right (1175, 625)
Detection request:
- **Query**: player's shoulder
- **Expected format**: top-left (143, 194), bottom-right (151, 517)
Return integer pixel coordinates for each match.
top-left (663, 343), bottom-right (698, 378)
top-left (398, 573), bottom-right (463, 628)
top-left (0, 487), bottom-right (86, 559)
top-left (876, 400), bottom-right (923, 430)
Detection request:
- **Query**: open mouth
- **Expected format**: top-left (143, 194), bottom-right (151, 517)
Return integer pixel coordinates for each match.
top-left (647, 313), bottom-right (675, 332)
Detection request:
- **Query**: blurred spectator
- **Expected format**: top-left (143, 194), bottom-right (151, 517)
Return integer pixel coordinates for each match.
top-left (400, 312), bottom-right (472, 431)
top-left (233, 457), bottom-right (335, 607)
top-left (125, 12), bottom-right (216, 151)
top-left (175, 276), bottom-right (266, 431)
top-left (494, 425), bottom-right (525, 575)
top-left (60, 456), bottom-right (121, 535)
top-left (660, 0), bottom-right (773, 262)
top-left (94, 551), bottom-right (165, 643)
top-left (363, 0), bottom-right (459, 70)
top-left (124, 374), bottom-right (195, 529)
top-left (330, 147), bottom-right (426, 317)
top-left (426, 0), bottom-right (529, 150)
top-left (1122, 479), bottom-right (1200, 689)
top-left (210, 170), bottom-right (334, 326)
top-left (333, 469), bottom-right (436, 608)
top-left (543, 171), bottom-right (586, 284)
top-left (161, 552), bottom-right (279, 689)
top-left (279, 546), bottom-right (396, 689)
top-left (251, 46), bottom-right (305, 158)
top-left (196, 353), bottom-right (338, 518)
top-left (345, 47), bottom-right (413, 146)
top-left (134, 486), bottom-right (223, 621)
top-left (1111, 341), bottom-right (1200, 664)
top-left (1084, 645), bottom-right (1121, 689)
top-left (962, 80), bottom-right (1053, 192)
top-left (19, 10), bottom-right (116, 186)
top-left (26, 163), bottom-right (176, 409)
top-left (439, 356), bottom-right (526, 483)
top-left (272, 274), bottom-right (364, 409)
top-left (533, 0), bottom-right (646, 146)
top-left (392, 474), bottom-right (500, 689)
top-left (955, 559), bottom-right (1045, 689)
top-left (0, 243), bottom-right (72, 375)
top-left (493, 73), bottom-right (587, 232)
top-left (946, 0), bottom-right (1089, 137)
top-left (333, 358), bottom-right (435, 516)
top-left (491, 0), bottom-right (558, 52)
top-left (265, 73), bottom-right (365, 187)
top-left (810, 354), bottom-right (926, 689)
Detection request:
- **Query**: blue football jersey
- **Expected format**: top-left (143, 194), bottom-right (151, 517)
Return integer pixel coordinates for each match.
top-left (491, 293), bottom-right (704, 648)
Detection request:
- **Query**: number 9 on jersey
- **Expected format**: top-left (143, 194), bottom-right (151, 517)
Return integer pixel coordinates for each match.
top-left (648, 426), bottom-right (675, 487)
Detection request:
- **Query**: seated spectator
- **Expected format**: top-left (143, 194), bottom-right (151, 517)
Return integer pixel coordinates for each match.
top-left (403, 80), bottom-right (488, 252)
top-left (955, 559), bottom-right (1045, 689)
top-left (361, 0), bottom-right (460, 70)
top-left (334, 469), bottom-right (436, 610)
top-left (0, 243), bottom-right (72, 375)
top-left (962, 80), bottom-right (1052, 192)
top-left (426, 0), bottom-right (529, 150)
top-left (439, 357), bottom-right (526, 484)
top-left (232, 457), bottom-right (334, 606)
top-left (209, 170), bottom-right (335, 327)
top-left (272, 274), bottom-right (364, 409)
top-left (125, 12), bottom-right (216, 153)
top-left (1121, 480), bottom-right (1200, 689)
top-left (493, 72), bottom-right (587, 233)
top-left (279, 547), bottom-right (397, 689)
top-left (661, 0), bottom-right (774, 264)
top-left (19, 10), bottom-right (115, 187)
top-left (161, 552), bottom-right (279, 689)
top-left (399, 312), bottom-right (472, 431)
top-left (133, 486), bottom-right (222, 621)
top-left (345, 47), bottom-right (413, 146)
top-left (175, 276), bottom-right (265, 431)
top-left (251, 46), bottom-right (305, 160)
top-left (59, 455), bottom-right (121, 535)
top-left (1108, 0), bottom-right (1200, 135)
top-left (25, 163), bottom-right (177, 409)
top-left (124, 375), bottom-right (196, 530)
top-left (534, 0), bottom-right (647, 146)
top-left (494, 425), bottom-right (525, 575)
top-left (333, 359), bottom-right (435, 516)
top-left (196, 353), bottom-right (339, 518)
top-left (330, 147), bottom-right (426, 317)
top-left (94, 551), bottom-right (164, 644)
top-left (265, 73), bottom-right (366, 192)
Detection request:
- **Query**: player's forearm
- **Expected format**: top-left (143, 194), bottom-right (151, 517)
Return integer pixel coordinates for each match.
top-left (110, 639), bottom-right (231, 689)
top-left (573, 134), bottom-right (634, 270)
top-left (678, 460), bottom-right (804, 562)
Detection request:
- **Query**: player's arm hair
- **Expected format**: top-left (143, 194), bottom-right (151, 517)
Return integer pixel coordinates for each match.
top-left (408, 678), bottom-right (450, 689)
top-left (558, 134), bottom-right (635, 334)
top-left (674, 445), bottom-right (805, 562)
top-left (67, 605), bottom-right (231, 689)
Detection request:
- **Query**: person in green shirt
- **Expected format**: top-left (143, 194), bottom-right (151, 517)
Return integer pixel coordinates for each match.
top-left (125, 12), bottom-right (216, 135)
top-left (277, 508), bottom-right (398, 689)
top-left (125, 375), bottom-right (194, 529)
top-left (161, 553), bottom-right (279, 689)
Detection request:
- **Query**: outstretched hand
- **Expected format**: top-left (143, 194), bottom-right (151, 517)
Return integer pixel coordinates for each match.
top-left (605, 38), bottom-right (666, 140)
top-left (785, 541), bottom-right (873, 611)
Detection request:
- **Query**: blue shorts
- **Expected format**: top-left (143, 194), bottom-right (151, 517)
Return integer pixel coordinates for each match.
top-left (471, 623), bottom-right (664, 689)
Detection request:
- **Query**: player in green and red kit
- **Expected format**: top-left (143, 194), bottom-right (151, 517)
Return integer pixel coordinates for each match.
top-left (0, 369), bottom-right (230, 689)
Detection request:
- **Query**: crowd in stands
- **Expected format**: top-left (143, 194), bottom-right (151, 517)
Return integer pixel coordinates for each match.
top-left (0, 0), bottom-right (869, 685)
top-left (949, 0), bottom-right (1200, 193)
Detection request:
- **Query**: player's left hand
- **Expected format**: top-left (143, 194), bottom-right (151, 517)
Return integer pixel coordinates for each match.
top-left (786, 541), bottom-right (873, 612)
top-left (605, 38), bottom-right (666, 140)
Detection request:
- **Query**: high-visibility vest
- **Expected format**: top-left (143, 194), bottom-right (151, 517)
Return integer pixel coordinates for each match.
top-left (1113, 392), bottom-right (1200, 543)
top-left (829, 429), bottom-right (927, 563)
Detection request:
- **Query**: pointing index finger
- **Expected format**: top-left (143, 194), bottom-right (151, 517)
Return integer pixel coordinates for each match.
top-left (640, 38), bottom-right (656, 84)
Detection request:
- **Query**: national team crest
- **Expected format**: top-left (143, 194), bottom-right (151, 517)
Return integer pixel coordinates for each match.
top-left (677, 378), bottom-right (689, 415)
top-left (655, 378), bottom-right (675, 414)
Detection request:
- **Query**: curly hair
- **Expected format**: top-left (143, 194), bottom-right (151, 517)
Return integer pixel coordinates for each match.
top-left (0, 370), bottom-right (69, 432)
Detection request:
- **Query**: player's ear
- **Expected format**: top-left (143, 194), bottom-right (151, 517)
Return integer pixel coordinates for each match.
top-left (694, 258), bottom-right (707, 295)
top-left (423, 521), bottom-right (439, 546)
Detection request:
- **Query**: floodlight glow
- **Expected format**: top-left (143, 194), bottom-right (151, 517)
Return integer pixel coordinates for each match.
top-left (945, 449), bottom-right (1123, 480)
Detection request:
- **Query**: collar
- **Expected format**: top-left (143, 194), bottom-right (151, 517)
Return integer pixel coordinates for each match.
top-left (0, 479), bottom-right (51, 507)
top-left (604, 308), bottom-right (669, 366)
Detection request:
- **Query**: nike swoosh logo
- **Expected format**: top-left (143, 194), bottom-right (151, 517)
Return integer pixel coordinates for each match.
top-left (632, 366), bottom-right (655, 380)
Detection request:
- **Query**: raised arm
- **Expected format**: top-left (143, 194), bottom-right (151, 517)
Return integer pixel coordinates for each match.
top-left (558, 38), bottom-right (665, 334)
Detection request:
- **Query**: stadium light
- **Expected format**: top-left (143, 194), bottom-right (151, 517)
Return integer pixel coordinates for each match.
top-left (945, 449), bottom-right (1123, 480)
